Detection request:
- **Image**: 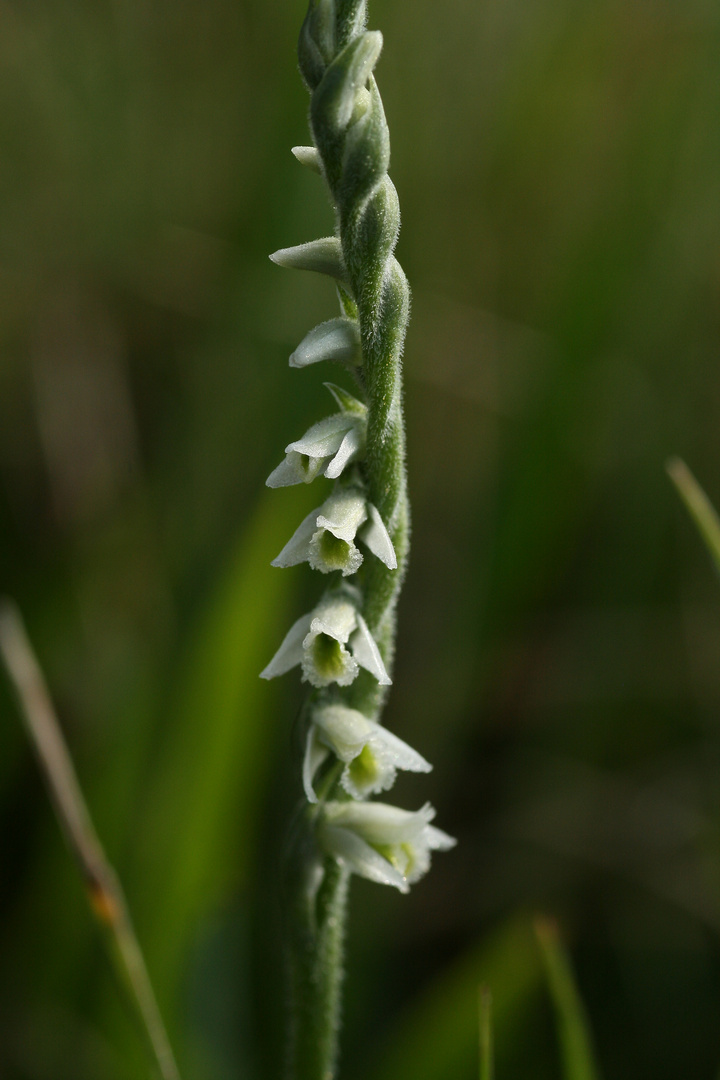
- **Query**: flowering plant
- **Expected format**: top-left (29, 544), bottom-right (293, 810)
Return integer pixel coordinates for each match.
top-left (260, 1), bottom-right (454, 1076)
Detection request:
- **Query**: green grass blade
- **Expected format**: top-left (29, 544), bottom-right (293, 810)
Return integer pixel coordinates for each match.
top-left (667, 457), bottom-right (720, 576)
top-left (125, 487), bottom-right (312, 1030)
top-left (479, 986), bottom-right (494, 1080)
top-left (368, 917), bottom-right (544, 1080)
top-left (535, 917), bottom-right (601, 1080)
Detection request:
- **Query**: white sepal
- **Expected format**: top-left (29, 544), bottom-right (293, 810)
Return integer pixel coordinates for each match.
top-left (271, 510), bottom-right (318, 568)
top-left (358, 503), bottom-right (397, 569)
top-left (324, 424), bottom-right (363, 479)
top-left (302, 726), bottom-right (330, 803)
top-left (289, 319), bottom-right (362, 369)
top-left (266, 450), bottom-right (326, 488)
top-left (259, 613), bottom-right (312, 679)
top-left (349, 612), bottom-right (391, 684)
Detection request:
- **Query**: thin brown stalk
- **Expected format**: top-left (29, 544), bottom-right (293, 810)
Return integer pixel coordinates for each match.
top-left (0, 599), bottom-right (181, 1080)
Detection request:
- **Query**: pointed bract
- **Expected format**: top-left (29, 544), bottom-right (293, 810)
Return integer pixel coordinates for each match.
top-left (291, 145), bottom-right (322, 173)
top-left (270, 237), bottom-right (350, 288)
top-left (290, 318), bottom-right (362, 369)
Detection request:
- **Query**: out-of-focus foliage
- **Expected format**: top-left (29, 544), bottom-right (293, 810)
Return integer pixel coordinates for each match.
top-left (2, 0), bottom-right (720, 1077)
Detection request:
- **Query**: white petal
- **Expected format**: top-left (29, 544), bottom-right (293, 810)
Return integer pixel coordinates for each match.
top-left (316, 490), bottom-right (367, 542)
top-left (302, 726), bottom-right (330, 803)
top-left (266, 451), bottom-right (325, 488)
top-left (324, 424), bottom-right (363, 479)
top-left (349, 613), bottom-right (391, 685)
top-left (312, 703), bottom-right (373, 761)
top-left (425, 826), bottom-right (457, 851)
top-left (359, 503), bottom-right (397, 569)
top-left (291, 145), bottom-right (321, 173)
top-left (320, 824), bottom-right (408, 892)
top-left (308, 598), bottom-right (357, 644)
top-left (271, 510), bottom-right (319, 568)
top-left (368, 725), bottom-right (432, 774)
top-left (260, 613), bottom-right (312, 679)
top-left (287, 414), bottom-right (350, 458)
top-left (290, 318), bottom-right (362, 369)
top-left (270, 237), bottom-right (349, 286)
top-left (324, 800), bottom-right (435, 845)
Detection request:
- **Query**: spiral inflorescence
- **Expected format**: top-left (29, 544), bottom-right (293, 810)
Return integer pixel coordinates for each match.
top-left (265, 5), bottom-right (455, 1075)
top-left (299, 0), bottom-right (410, 694)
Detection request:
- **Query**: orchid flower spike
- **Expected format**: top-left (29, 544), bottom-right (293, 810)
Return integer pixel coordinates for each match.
top-left (260, 591), bottom-right (390, 688)
top-left (318, 801), bottom-right (456, 894)
top-left (303, 703), bottom-right (431, 802)
top-left (266, 385), bottom-right (366, 488)
top-left (272, 488), bottom-right (396, 577)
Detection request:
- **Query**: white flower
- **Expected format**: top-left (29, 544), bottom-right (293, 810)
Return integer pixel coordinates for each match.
top-left (260, 593), bottom-right (390, 688)
top-left (318, 801), bottom-right (456, 893)
top-left (272, 489), bottom-right (396, 577)
top-left (266, 386), bottom-right (366, 488)
top-left (303, 703), bottom-right (431, 801)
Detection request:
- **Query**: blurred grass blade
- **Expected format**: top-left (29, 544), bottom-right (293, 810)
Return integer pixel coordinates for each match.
top-left (129, 487), bottom-right (312, 1014)
top-left (369, 917), bottom-right (543, 1080)
top-left (535, 917), bottom-right (601, 1080)
top-left (667, 457), bottom-right (720, 575)
top-left (0, 600), bottom-right (181, 1080)
top-left (479, 986), bottom-right (494, 1080)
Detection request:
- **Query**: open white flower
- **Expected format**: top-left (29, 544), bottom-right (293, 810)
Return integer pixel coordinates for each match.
top-left (266, 384), bottom-right (366, 488)
top-left (318, 801), bottom-right (456, 893)
top-left (303, 703), bottom-right (431, 801)
top-left (260, 593), bottom-right (390, 688)
top-left (272, 489), bottom-right (396, 577)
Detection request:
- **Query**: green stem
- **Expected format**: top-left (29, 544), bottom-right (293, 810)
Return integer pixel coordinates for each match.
top-left (286, 819), bottom-right (350, 1080)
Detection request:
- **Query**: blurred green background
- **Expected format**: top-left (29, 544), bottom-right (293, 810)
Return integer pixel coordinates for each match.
top-left (2, 0), bottom-right (720, 1077)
